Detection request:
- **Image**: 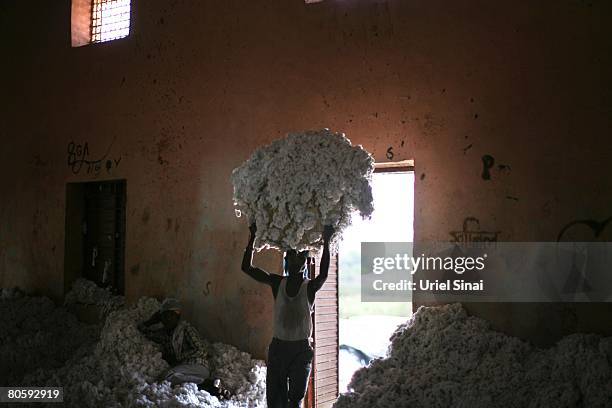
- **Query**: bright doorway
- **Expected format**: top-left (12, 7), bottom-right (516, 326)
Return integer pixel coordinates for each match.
top-left (338, 166), bottom-right (414, 392)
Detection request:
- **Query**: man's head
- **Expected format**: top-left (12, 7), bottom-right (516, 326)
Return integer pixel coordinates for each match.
top-left (284, 249), bottom-right (309, 276)
top-left (159, 298), bottom-right (181, 330)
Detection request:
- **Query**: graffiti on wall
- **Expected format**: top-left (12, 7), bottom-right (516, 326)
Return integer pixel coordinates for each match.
top-left (551, 216), bottom-right (612, 301)
top-left (67, 139), bottom-right (122, 175)
top-left (556, 217), bottom-right (612, 242)
top-left (481, 155), bottom-right (495, 180)
top-left (203, 281), bottom-right (212, 296)
top-left (481, 154), bottom-right (512, 180)
top-left (449, 217), bottom-right (500, 245)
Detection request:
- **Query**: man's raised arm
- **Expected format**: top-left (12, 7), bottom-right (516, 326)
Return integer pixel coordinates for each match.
top-left (241, 223), bottom-right (275, 285)
top-left (311, 225), bottom-right (335, 293)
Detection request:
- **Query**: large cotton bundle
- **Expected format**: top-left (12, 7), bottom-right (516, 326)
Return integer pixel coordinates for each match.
top-left (232, 129), bottom-right (374, 251)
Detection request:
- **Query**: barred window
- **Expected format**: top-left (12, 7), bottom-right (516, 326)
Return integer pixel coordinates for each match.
top-left (71, 0), bottom-right (131, 47)
top-left (91, 0), bottom-right (131, 43)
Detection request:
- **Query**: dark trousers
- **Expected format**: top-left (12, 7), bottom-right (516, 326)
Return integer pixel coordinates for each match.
top-left (266, 338), bottom-right (314, 408)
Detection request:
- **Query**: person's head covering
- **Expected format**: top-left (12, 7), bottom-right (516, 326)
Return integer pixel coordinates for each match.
top-left (160, 298), bottom-right (182, 313)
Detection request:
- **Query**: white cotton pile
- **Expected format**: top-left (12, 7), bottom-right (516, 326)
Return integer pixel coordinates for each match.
top-left (0, 286), bottom-right (25, 299)
top-left (209, 343), bottom-right (267, 405)
top-left (0, 291), bottom-right (100, 386)
top-left (19, 293), bottom-right (267, 408)
top-left (23, 296), bottom-right (170, 407)
top-left (232, 129), bottom-right (374, 252)
top-left (129, 340), bottom-right (267, 408)
top-left (334, 303), bottom-right (612, 408)
top-left (131, 367), bottom-right (266, 408)
top-left (129, 382), bottom-right (224, 408)
top-left (64, 278), bottom-right (125, 316)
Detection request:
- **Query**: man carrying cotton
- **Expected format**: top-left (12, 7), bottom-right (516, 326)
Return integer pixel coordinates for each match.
top-left (232, 130), bottom-right (374, 406)
top-left (242, 223), bottom-right (335, 408)
top-left (138, 298), bottom-right (230, 399)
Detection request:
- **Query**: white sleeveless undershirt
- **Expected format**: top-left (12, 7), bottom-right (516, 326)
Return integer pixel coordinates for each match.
top-left (273, 278), bottom-right (313, 341)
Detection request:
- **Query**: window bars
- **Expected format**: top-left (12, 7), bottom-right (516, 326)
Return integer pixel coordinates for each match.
top-left (91, 0), bottom-right (131, 43)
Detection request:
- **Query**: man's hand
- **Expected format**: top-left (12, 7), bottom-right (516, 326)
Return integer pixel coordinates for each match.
top-left (140, 311), bottom-right (161, 330)
top-left (249, 222), bottom-right (257, 238)
top-left (322, 225), bottom-right (335, 242)
top-left (137, 322), bottom-right (147, 332)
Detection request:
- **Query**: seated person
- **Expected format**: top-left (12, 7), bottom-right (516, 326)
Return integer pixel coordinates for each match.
top-left (138, 298), bottom-right (230, 399)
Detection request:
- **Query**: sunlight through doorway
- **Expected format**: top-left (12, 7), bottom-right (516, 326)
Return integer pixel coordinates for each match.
top-left (338, 168), bottom-right (414, 392)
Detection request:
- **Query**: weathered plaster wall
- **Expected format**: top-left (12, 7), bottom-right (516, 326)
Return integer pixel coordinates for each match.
top-left (1, 0), bottom-right (611, 357)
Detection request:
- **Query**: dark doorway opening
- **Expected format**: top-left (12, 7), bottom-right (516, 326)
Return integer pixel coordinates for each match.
top-left (64, 179), bottom-right (126, 295)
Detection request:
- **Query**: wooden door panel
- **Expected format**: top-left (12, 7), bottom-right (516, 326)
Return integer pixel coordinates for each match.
top-left (309, 253), bottom-right (339, 407)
